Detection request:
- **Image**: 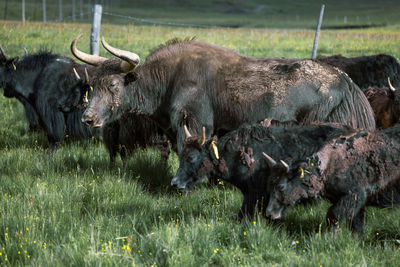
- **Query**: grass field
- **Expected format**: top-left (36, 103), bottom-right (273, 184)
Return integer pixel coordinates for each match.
top-left (1, 19), bottom-right (400, 266)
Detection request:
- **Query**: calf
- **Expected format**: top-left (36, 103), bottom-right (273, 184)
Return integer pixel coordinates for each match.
top-left (172, 122), bottom-right (400, 220)
top-left (171, 122), bottom-right (354, 218)
top-left (265, 125), bottom-right (400, 235)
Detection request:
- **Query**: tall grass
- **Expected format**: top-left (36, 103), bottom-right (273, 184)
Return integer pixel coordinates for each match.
top-left (0, 21), bottom-right (399, 265)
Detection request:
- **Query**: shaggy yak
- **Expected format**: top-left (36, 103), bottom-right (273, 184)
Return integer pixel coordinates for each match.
top-left (0, 45), bottom-right (99, 148)
top-left (70, 35), bottom-right (375, 154)
top-left (171, 121), bottom-right (400, 219)
top-left (265, 124), bottom-right (400, 236)
top-left (318, 54), bottom-right (400, 90)
top-left (58, 35), bottom-right (171, 165)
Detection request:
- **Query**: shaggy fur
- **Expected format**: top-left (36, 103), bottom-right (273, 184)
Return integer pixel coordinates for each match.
top-left (81, 39), bottom-right (376, 154)
top-left (0, 50), bottom-right (99, 148)
top-left (266, 125), bottom-right (400, 235)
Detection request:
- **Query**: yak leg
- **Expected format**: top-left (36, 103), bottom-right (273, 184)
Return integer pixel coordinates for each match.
top-left (238, 193), bottom-right (258, 220)
top-left (45, 111), bottom-right (66, 150)
top-left (326, 186), bottom-right (367, 234)
top-left (350, 207), bottom-right (365, 237)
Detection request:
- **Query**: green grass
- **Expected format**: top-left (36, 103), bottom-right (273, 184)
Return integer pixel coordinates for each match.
top-left (0, 21), bottom-right (400, 265)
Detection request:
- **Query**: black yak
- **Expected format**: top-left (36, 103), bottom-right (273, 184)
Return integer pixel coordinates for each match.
top-left (0, 46), bottom-right (100, 148)
top-left (265, 125), bottom-right (400, 235)
top-left (70, 36), bottom-right (375, 154)
top-left (172, 122), bottom-right (400, 221)
top-left (318, 54), bottom-right (400, 90)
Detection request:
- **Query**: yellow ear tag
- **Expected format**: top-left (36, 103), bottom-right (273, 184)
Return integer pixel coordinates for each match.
top-left (85, 90), bottom-right (88, 99)
top-left (211, 140), bottom-right (219, 159)
top-left (12, 62), bottom-right (16, 70)
top-left (90, 86), bottom-right (93, 91)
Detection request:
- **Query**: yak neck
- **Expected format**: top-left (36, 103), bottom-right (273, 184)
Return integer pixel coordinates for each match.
top-left (120, 52), bottom-right (179, 116)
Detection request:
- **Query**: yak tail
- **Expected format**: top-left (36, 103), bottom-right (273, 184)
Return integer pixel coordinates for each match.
top-left (302, 74), bottom-right (376, 131)
top-left (347, 77), bottom-right (376, 131)
top-left (369, 183), bottom-right (400, 208)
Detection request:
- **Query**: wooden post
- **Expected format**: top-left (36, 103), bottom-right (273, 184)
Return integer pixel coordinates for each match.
top-left (311, 4), bottom-right (325, 59)
top-left (59, 0), bottom-right (62, 22)
top-left (90, 4), bottom-right (102, 55)
top-left (42, 0), bottom-right (47, 23)
top-left (22, 0), bottom-right (25, 23)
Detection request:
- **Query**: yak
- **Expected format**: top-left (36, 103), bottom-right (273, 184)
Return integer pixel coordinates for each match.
top-left (318, 54), bottom-right (400, 90)
top-left (57, 50), bottom-right (170, 165)
top-left (265, 125), bottom-right (400, 235)
top-left (172, 122), bottom-right (400, 221)
top-left (0, 46), bottom-right (41, 132)
top-left (0, 46), bottom-right (100, 148)
top-left (70, 35), bottom-right (376, 154)
top-left (363, 79), bottom-right (400, 129)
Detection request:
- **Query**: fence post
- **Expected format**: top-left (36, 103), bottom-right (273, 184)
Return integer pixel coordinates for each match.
top-left (311, 4), bottom-right (325, 59)
top-left (90, 4), bottom-right (102, 55)
top-left (59, 0), bottom-right (62, 22)
top-left (42, 0), bottom-right (46, 23)
top-left (22, 0), bottom-right (25, 23)
top-left (72, 0), bottom-right (76, 21)
top-left (80, 0), bottom-right (83, 20)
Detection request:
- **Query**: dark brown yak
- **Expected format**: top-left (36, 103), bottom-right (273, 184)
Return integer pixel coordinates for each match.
top-left (71, 36), bottom-right (375, 153)
top-left (318, 54), bottom-right (400, 90)
top-left (363, 78), bottom-right (400, 129)
top-left (265, 125), bottom-right (400, 236)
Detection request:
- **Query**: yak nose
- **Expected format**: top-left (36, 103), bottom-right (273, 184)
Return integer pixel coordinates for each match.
top-left (82, 114), bottom-right (94, 127)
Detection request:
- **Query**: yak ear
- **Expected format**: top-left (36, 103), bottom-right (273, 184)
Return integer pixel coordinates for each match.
top-left (124, 71), bottom-right (139, 85)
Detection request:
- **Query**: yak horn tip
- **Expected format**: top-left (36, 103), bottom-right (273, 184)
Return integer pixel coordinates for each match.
top-left (280, 160), bottom-right (290, 173)
top-left (388, 77), bottom-right (396, 92)
top-left (73, 67), bottom-right (81, 80)
top-left (263, 152), bottom-right (277, 166)
top-left (184, 125), bottom-right (192, 138)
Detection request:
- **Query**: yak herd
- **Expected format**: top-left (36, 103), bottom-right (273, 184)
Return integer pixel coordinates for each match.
top-left (1, 34), bottom-right (400, 236)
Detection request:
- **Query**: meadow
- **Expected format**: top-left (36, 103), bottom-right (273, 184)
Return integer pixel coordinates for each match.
top-left (0, 20), bottom-right (400, 266)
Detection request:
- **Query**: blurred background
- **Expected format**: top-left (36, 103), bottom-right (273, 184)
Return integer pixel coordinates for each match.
top-left (1, 0), bottom-right (400, 29)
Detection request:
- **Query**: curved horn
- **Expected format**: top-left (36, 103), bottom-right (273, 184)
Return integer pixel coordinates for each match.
top-left (24, 48), bottom-right (29, 56)
top-left (280, 160), bottom-right (290, 173)
top-left (200, 127), bottom-right (207, 145)
top-left (388, 77), bottom-right (396, 92)
top-left (184, 125), bottom-right (192, 139)
top-left (73, 67), bottom-right (81, 80)
top-left (263, 152), bottom-right (277, 167)
top-left (0, 45), bottom-right (9, 61)
top-left (101, 36), bottom-right (140, 72)
top-left (70, 34), bottom-right (107, 66)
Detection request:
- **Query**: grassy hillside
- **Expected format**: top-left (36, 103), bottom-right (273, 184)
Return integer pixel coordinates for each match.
top-left (1, 0), bottom-right (400, 29)
top-left (0, 21), bottom-right (400, 265)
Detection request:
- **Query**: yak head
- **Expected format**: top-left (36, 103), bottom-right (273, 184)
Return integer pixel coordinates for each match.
top-left (0, 45), bottom-right (19, 97)
top-left (70, 34), bottom-right (140, 128)
top-left (263, 153), bottom-right (306, 220)
top-left (58, 67), bottom-right (92, 113)
top-left (386, 77), bottom-right (400, 127)
top-left (171, 126), bottom-right (217, 191)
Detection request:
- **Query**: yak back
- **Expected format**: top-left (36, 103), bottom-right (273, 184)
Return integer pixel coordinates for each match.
top-left (216, 122), bottom-right (354, 164)
top-left (318, 54), bottom-right (400, 89)
top-left (135, 40), bottom-right (375, 132)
